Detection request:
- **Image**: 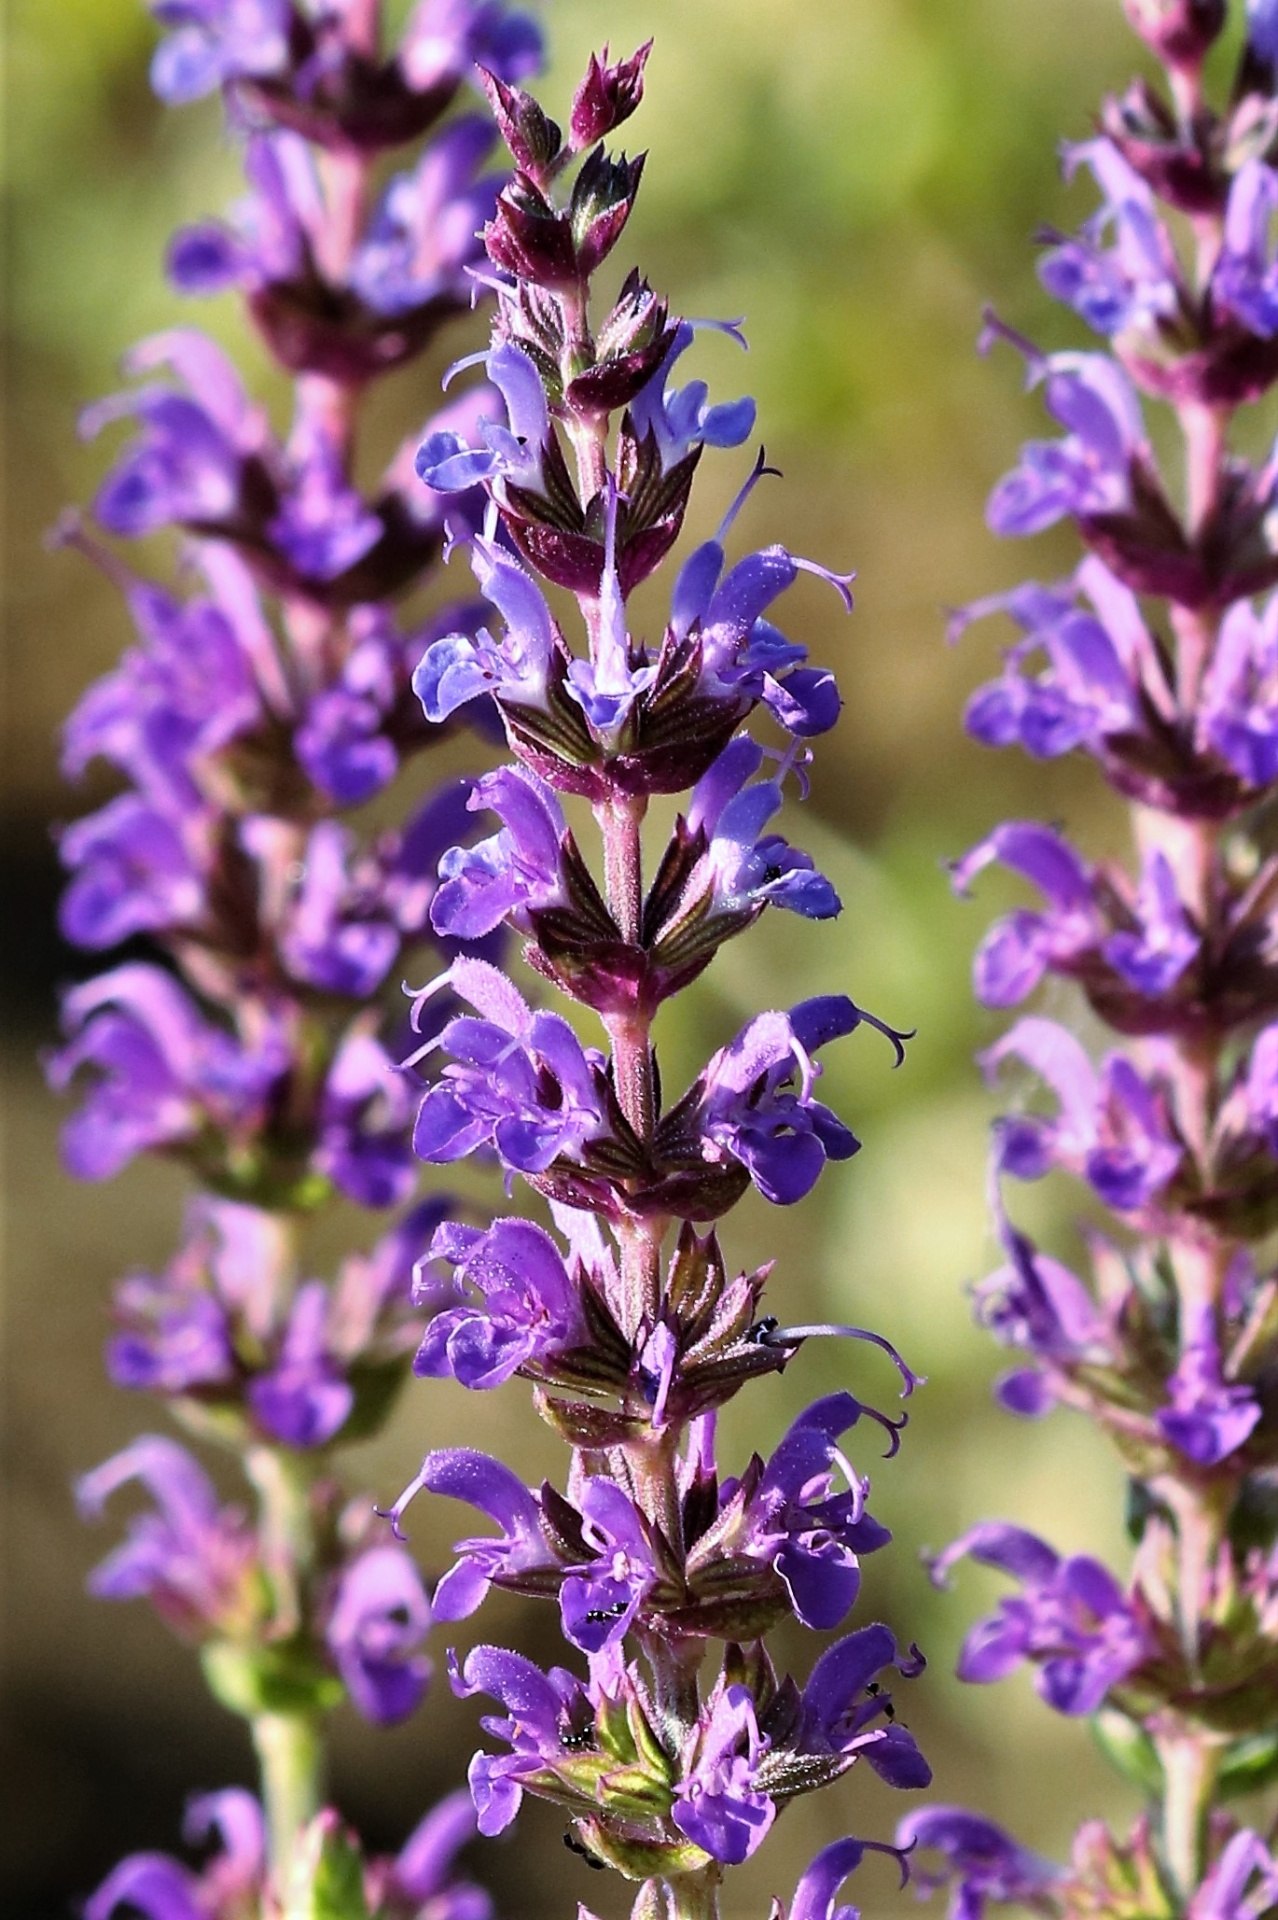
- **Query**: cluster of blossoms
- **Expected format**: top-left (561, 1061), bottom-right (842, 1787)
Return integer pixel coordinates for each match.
top-left (376, 47), bottom-right (931, 1920)
top-left (903, 1), bottom-right (1278, 1913)
top-left (54, 1), bottom-right (546, 1912)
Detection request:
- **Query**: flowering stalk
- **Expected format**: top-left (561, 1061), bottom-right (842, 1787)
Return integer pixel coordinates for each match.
top-left (382, 47), bottom-right (932, 1920)
top-left (903, 3), bottom-right (1278, 1914)
top-left (53, 1), bottom-right (543, 1910)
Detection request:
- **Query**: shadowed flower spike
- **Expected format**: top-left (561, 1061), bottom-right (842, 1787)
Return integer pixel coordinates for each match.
top-left (897, 1807), bottom-right (1064, 1920)
top-left (411, 1215), bottom-right (589, 1387)
top-left (929, 1522), bottom-right (1151, 1715)
top-left (323, 1544), bottom-right (433, 1725)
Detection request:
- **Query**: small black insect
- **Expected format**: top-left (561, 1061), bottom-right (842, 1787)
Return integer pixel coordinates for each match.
top-left (866, 1681), bottom-right (896, 1722)
top-left (559, 1718), bottom-right (595, 1752)
top-left (564, 1831), bottom-right (608, 1871)
top-left (584, 1600), bottom-right (629, 1624)
top-left (746, 1315), bottom-right (780, 1344)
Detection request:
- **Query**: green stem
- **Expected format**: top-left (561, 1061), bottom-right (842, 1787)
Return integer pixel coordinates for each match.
top-left (1157, 1727), bottom-right (1219, 1901)
top-left (244, 1445), bottom-right (328, 1887)
top-left (664, 1865), bottom-right (723, 1920)
top-left (252, 1709), bottom-right (326, 1892)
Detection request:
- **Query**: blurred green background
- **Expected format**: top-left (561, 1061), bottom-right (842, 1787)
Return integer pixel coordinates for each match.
top-left (4, 0), bottom-right (1182, 1913)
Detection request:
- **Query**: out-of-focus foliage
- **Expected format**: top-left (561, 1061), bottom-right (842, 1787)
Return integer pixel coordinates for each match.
top-left (6, 1), bottom-right (1158, 1915)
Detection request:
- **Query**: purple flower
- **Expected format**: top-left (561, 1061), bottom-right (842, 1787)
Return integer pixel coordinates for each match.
top-left (247, 1280), bottom-right (355, 1447)
top-left (779, 1836), bottom-right (908, 1920)
top-left (1157, 1304), bottom-right (1262, 1466)
top-left (82, 330), bottom-right (264, 540)
top-left (317, 1029), bottom-right (418, 1208)
top-left (413, 535), bottom-right (559, 722)
top-left (671, 520), bottom-right (850, 740)
top-left (958, 561), bottom-right (1151, 763)
top-left (929, 1522), bottom-right (1151, 1715)
top-left (559, 1478), bottom-right (663, 1653)
top-left (76, 1436), bottom-right (256, 1639)
top-left (709, 1392), bottom-right (892, 1630)
top-left (431, 765), bottom-right (569, 939)
top-left (981, 324), bottom-right (1147, 537)
top-left (952, 822), bottom-right (1098, 1006)
top-left (1101, 850), bottom-right (1198, 995)
top-left (662, 997), bottom-right (877, 1206)
top-left (1190, 1832), bottom-right (1278, 1920)
top-left (59, 794), bottom-right (207, 951)
top-left (983, 1015), bottom-right (1182, 1212)
top-left (448, 1642), bottom-right (604, 1836)
top-left (48, 965), bottom-right (288, 1182)
top-left (1039, 140), bottom-right (1179, 337)
top-left (173, 118), bottom-right (501, 330)
top-left (399, 0), bottom-right (543, 96)
top-left (684, 738), bottom-right (841, 923)
top-left (61, 543), bottom-right (268, 804)
top-left (1199, 592), bottom-right (1278, 787)
top-left (970, 1192), bottom-right (1109, 1418)
top-left (86, 1789), bottom-right (265, 1920)
top-left (1213, 162), bottom-right (1278, 340)
top-left (324, 1544), bottom-right (433, 1725)
top-left (383, 1448), bottom-right (547, 1610)
top-left (411, 1215), bottom-right (589, 1387)
top-left (792, 1624), bottom-right (932, 1788)
top-left (268, 417), bottom-right (383, 582)
top-left (627, 322), bottom-right (756, 472)
top-left (417, 342), bottom-right (551, 499)
top-left (897, 1807), bottom-right (1063, 1920)
top-left (1247, 0), bottom-right (1278, 62)
top-left (673, 1683), bottom-right (775, 1864)
top-left (408, 957), bottom-right (606, 1175)
top-left (375, 1789), bottom-right (493, 1920)
top-left (146, 0), bottom-right (290, 104)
